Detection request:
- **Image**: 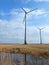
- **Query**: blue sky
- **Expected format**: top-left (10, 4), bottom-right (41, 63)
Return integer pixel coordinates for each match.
top-left (0, 0), bottom-right (49, 44)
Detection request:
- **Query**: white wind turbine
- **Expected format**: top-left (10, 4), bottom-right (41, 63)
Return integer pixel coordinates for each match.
top-left (36, 27), bottom-right (45, 44)
top-left (22, 8), bottom-right (37, 44)
top-left (22, 8), bottom-right (37, 65)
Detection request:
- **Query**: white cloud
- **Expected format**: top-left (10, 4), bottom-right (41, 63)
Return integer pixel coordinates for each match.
top-left (21, 8), bottom-right (48, 20)
top-left (33, 9), bottom-right (46, 16)
top-left (21, 0), bottom-right (31, 4)
top-left (0, 8), bottom-right (48, 19)
top-left (14, 0), bottom-right (31, 4)
top-left (28, 8), bottom-right (48, 18)
top-left (34, 0), bottom-right (49, 2)
top-left (0, 8), bottom-right (49, 43)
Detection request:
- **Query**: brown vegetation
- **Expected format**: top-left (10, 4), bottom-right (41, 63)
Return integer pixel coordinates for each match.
top-left (0, 44), bottom-right (49, 58)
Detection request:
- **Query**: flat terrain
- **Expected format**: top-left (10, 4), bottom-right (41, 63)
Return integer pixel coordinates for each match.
top-left (0, 44), bottom-right (49, 58)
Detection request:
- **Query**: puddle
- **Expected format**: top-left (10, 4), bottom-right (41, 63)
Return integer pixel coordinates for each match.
top-left (0, 52), bottom-right (49, 65)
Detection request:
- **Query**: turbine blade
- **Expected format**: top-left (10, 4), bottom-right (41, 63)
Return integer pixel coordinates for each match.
top-left (21, 8), bottom-right (26, 12)
top-left (36, 27), bottom-right (40, 30)
top-left (27, 8), bottom-right (37, 13)
top-left (41, 27), bottom-right (46, 30)
top-left (36, 27), bottom-right (46, 30)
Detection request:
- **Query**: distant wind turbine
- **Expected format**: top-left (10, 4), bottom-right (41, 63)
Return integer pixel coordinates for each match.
top-left (22, 8), bottom-right (37, 44)
top-left (36, 27), bottom-right (45, 44)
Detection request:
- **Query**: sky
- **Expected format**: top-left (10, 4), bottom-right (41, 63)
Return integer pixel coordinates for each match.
top-left (0, 0), bottom-right (49, 44)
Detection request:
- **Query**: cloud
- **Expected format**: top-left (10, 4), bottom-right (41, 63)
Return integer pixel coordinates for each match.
top-left (0, 8), bottom-right (48, 19)
top-left (0, 19), bottom-right (24, 43)
top-left (0, 19), bottom-right (49, 43)
top-left (20, 0), bottom-right (31, 4)
top-left (21, 8), bottom-right (48, 20)
top-left (0, 19), bottom-right (39, 43)
top-left (33, 9), bottom-right (46, 16)
top-left (14, 0), bottom-right (31, 4)
top-left (0, 8), bottom-right (49, 43)
top-left (28, 8), bottom-right (48, 18)
top-left (34, 0), bottom-right (49, 2)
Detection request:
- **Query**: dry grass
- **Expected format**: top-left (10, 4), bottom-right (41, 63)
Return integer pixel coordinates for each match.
top-left (0, 44), bottom-right (49, 58)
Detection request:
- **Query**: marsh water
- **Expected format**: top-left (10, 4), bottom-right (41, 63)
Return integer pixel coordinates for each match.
top-left (0, 53), bottom-right (49, 65)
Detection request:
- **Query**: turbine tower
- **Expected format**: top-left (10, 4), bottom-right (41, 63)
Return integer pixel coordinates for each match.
top-left (22, 8), bottom-right (37, 44)
top-left (37, 27), bottom-right (45, 44)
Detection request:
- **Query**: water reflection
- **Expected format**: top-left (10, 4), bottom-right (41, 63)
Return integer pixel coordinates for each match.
top-left (0, 52), bottom-right (49, 65)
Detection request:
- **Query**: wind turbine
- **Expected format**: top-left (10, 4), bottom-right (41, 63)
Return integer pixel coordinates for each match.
top-left (22, 8), bottom-right (37, 65)
top-left (22, 8), bottom-right (37, 44)
top-left (36, 27), bottom-right (45, 44)
top-left (22, 8), bottom-right (36, 65)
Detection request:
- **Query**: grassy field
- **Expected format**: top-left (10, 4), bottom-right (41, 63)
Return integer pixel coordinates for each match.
top-left (0, 44), bottom-right (49, 59)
